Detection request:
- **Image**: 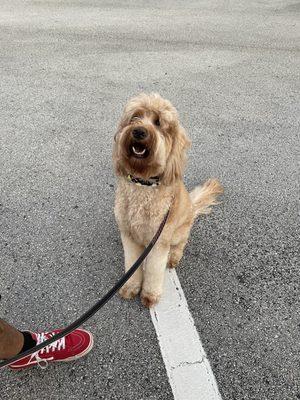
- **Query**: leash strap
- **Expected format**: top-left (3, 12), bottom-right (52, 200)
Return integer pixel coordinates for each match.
top-left (0, 209), bottom-right (170, 369)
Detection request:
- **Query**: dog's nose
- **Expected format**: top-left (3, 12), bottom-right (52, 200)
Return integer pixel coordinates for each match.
top-left (132, 128), bottom-right (148, 140)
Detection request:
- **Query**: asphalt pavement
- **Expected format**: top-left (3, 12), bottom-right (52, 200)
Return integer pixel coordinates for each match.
top-left (0, 1), bottom-right (299, 399)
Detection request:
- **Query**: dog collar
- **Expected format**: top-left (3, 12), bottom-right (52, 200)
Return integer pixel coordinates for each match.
top-left (127, 174), bottom-right (160, 187)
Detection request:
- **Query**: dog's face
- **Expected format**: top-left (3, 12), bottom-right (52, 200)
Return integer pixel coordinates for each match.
top-left (113, 93), bottom-right (190, 184)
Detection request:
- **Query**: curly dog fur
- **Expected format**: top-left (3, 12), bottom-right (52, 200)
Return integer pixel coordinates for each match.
top-left (113, 93), bottom-right (223, 307)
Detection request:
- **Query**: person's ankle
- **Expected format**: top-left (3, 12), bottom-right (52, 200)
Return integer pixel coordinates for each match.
top-left (0, 326), bottom-right (25, 359)
top-left (18, 331), bottom-right (36, 354)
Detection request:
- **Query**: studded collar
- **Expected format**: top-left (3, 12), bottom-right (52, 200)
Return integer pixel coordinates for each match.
top-left (127, 174), bottom-right (160, 187)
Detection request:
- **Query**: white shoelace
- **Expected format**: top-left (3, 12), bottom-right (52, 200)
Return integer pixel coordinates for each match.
top-left (28, 332), bottom-right (66, 369)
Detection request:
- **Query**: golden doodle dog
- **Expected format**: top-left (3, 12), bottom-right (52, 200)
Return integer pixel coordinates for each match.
top-left (113, 93), bottom-right (223, 308)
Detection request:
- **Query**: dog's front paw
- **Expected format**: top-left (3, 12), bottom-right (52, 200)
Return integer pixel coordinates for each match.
top-left (119, 282), bottom-right (141, 300)
top-left (140, 290), bottom-right (161, 308)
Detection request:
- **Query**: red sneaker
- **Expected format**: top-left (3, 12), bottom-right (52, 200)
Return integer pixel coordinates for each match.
top-left (9, 329), bottom-right (94, 370)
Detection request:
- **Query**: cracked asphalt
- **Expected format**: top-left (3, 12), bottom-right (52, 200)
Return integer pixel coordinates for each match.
top-left (0, 1), bottom-right (299, 399)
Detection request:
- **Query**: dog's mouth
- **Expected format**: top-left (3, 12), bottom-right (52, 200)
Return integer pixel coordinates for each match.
top-left (130, 143), bottom-right (149, 159)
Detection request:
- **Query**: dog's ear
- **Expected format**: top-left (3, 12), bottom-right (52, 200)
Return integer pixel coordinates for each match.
top-left (113, 138), bottom-right (126, 176)
top-left (114, 112), bottom-right (127, 142)
top-left (113, 120), bottom-right (125, 174)
top-left (162, 124), bottom-right (191, 185)
top-left (114, 101), bottom-right (135, 142)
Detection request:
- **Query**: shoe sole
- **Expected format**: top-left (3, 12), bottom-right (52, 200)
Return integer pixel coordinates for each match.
top-left (9, 329), bottom-right (94, 370)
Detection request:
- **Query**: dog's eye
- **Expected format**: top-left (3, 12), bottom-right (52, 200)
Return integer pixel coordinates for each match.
top-left (154, 118), bottom-right (160, 127)
top-left (131, 116), bottom-right (140, 123)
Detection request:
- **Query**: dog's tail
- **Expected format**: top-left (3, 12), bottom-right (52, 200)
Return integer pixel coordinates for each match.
top-left (189, 179), bottom-right (223, 218)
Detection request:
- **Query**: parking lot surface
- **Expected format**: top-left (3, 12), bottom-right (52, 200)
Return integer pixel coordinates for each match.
top-left (0, 1), bottom-right (299, 399)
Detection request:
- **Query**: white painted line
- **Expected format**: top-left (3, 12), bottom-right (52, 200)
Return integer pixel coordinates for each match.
top-left (150, 269), bottom-right (222, 400)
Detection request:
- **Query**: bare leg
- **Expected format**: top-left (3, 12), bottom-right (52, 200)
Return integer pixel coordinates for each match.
top-left (141, 243), bottom-right (170, 307)
top-left (0, 319), bottom-right (24, 359)
top-left (119, 232), bottom-right (144, 299)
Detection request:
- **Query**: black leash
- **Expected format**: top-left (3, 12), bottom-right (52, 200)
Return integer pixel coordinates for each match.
top-left (0, 209), bottom-right (170, 369)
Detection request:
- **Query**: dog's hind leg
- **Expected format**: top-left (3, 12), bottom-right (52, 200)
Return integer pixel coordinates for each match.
top-left (168, 241), bottom-right (187, 269)
top-left (119, 232), bottom-right (144, 300)
top-left (167, 221), bottom-right (192, 268)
